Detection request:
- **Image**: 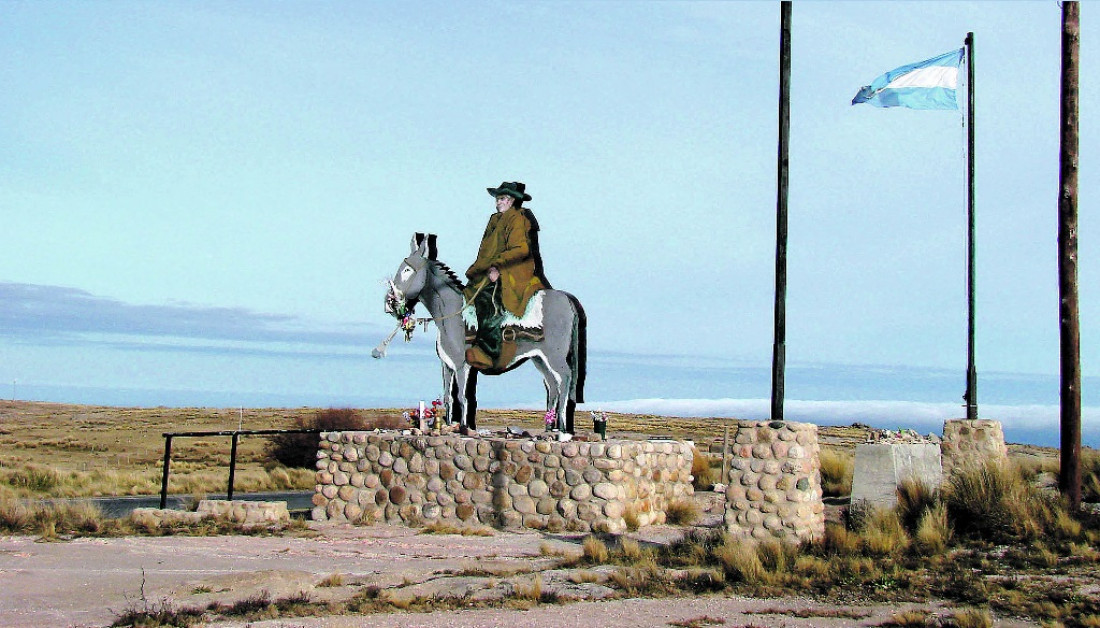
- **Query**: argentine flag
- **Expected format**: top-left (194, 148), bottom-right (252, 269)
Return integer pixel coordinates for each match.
top-left (852, 48), bottom-right (965, 110)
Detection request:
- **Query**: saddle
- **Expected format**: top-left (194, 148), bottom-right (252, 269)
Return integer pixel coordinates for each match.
top-left (464, 325), bottom-right (544, 371)
top-left (464, 292), bottom-right (545, 371)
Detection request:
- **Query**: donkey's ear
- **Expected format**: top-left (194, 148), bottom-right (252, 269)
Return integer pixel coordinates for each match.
top-left (426, 234), bottom-right (438, 260)
top-left (411, 232), bottom-right (425, 254)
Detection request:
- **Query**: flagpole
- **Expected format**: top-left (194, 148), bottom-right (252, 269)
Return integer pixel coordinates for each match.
top-left (964, 31), bottom-right (978, 422)
top-left (771, 0), bottom-right (792, 423)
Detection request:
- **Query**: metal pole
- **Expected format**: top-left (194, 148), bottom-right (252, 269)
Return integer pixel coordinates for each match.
top-left (963, 32), bottom-right (978, 422)
top-left (771, 0), bottom-right (792, 423)
top-left (227, 432), bottom-right (240, 501)
top-left (1058, 1), bottom-right (1081, 509)
top-left (159, 435), bottom-right (173, 509)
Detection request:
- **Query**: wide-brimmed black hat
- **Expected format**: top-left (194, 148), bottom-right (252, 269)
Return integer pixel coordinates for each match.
top-left (487, 181), bottom-right (531, 202)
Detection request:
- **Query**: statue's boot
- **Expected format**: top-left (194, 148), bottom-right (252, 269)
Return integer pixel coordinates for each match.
top-left (465, 346), bottom-right (493, 370)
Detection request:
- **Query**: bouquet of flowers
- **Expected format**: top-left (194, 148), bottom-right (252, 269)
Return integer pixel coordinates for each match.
top-left (403, 399), bottom-right (444, 424)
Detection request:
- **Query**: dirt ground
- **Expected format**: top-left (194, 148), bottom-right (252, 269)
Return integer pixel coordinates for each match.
top-left (0, 521), bottom-right (1037, 628)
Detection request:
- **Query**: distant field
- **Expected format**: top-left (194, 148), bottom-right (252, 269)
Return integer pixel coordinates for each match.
top-left (0, 399), bottom-right (1056, 499)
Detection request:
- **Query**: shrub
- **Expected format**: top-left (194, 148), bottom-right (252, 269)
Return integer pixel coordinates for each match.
top-left (819, 448), bottom-right (854, 497)
top-left (265, 409), bottom-right (372, 468)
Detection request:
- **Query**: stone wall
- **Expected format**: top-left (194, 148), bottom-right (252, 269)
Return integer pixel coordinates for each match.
top-left (313, 433), bottom-right (694, 534)
top-left (724, 420), bottom-right (824, 543)
top-left (941, 419), bottom-right (1008, 475)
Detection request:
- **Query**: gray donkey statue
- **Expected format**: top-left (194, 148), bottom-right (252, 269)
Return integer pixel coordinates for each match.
top-left (377, 233), bottom-right (586, 434)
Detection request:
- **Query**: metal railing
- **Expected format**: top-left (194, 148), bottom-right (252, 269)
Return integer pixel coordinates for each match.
top-left (159, 429), bottom-right (323, 509)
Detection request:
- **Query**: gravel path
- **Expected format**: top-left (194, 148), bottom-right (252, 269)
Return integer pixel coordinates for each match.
top-left (0, 523), bottom-right (1035, 628)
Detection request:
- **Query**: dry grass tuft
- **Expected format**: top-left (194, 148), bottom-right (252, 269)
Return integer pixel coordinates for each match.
top-left (419, 521), bottom-right (494, 536)
top-left (1, 498), bottom-right (110, 537)
top-left (947, 607), bottom-right (993, 628)
top-left (569, 570), bottom-right (602, 584)
top-left (623, 505), bottom-right (641, 532)
top-left (714, 538), bottom-right (765, 584)
top-left (618, 537), bottom-right (654, 564)
top-left (690, 448), bottom-right (717, 490)
top-left (823, 521), bottom-right (862, 555)
top-left (608, 562), bottom-right (666, 596)
top-left (944, 460), bottom-right (1067, 544)
top-left (819, 448), bottom-right (853, 497)
top-left (859, 509), bottom-right (910, 556)
top-left (317, 573), bottom-right (344, 588)
top-left (582, 535), bottom-right (609, 564)
top-left (511, 574), bottom-right (543, 600)
top-left (913, 502), bottom-right (951, 555)
top-left (896, 477), bottom-right (938, 533)
top-left (669, 616), bottom-right (726, 628)
top-left (883, 608), bottom-right (932, 626)
top-left (665, 499), bottom-right (702, 526)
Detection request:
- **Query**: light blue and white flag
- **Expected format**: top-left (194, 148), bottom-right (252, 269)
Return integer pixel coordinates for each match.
top-left (852, 48), bottom-right (965, 110)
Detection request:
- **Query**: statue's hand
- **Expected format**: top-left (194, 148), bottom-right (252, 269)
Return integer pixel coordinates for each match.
top-left (488, 267), bottom-right (500, 282)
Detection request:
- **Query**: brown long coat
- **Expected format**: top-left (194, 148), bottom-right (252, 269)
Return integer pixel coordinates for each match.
top-left (464, 207), bottom-right (549, 317)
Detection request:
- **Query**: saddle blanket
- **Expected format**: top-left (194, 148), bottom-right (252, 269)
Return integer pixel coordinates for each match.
top-left (462, 290), bottom-right (544, 332)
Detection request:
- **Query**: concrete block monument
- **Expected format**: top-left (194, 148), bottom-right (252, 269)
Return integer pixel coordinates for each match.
top-left (850, 442), bottom-right (943, 510)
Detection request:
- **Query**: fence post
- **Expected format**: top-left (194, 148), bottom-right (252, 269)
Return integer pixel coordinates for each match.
top-left (722, 425), bottom-right (730, 487)
top-left (227, 432), bottom-right (240, 501)
top-left (159, 435), bottom-right (173, 509)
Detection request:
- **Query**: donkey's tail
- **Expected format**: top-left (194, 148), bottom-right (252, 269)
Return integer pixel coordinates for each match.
top-left (566, 293), bottom-right (587, 404)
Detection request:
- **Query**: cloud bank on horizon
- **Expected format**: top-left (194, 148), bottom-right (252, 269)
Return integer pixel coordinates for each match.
top-left (575, 398), bottom-right (1100, 447)
top-left (0, 281), bottom-right (380, 354)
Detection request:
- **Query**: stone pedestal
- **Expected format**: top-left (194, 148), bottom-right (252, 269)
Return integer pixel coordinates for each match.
top-left (850, 443), bottom-right (943, 510)
top-left (941, 419), bottom-right (1008, 475)
top-left (313, 433), bottom-right (694, 533)
top-left (724, 420), bottom-right (824, 543)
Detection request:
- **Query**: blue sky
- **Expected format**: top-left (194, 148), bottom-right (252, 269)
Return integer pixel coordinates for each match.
top-left (1, 2), bottom-right (1096, 430)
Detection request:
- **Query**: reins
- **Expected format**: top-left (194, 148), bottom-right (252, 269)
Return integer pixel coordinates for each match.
top-left (373, 263), bottom-right (492, 358)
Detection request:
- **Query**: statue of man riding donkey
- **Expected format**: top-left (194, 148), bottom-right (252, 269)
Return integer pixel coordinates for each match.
top-left (376, 182), bottom-right (586, 439)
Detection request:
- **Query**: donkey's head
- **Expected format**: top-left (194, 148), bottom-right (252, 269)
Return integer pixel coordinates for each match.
top-left (385, 233), bottom-right (437, 316)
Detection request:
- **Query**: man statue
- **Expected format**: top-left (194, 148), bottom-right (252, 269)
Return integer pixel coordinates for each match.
top-left (464, 181), bottom-right (550, 370)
